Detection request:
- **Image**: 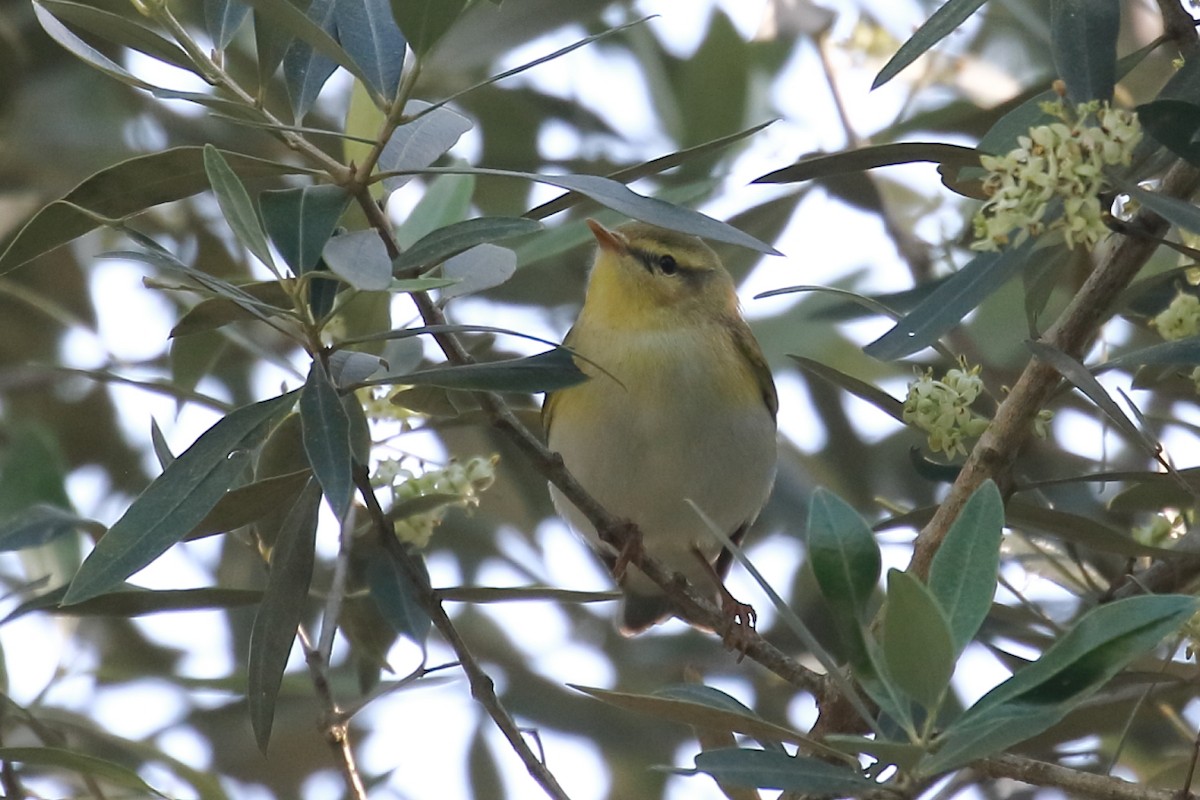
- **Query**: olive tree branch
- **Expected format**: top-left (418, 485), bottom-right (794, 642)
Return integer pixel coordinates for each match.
top-left (974, 753), bottom-right (1185, 800)
top-left (907, 156), bottom-right (1200, 580)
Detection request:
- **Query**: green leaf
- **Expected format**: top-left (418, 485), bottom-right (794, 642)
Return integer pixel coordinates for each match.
top-left (1028, 341), bottom-right (1159, 455)
top-left (4, 585), bottom-right (261, 623)
top-left (363, 541), bottom-right (432, 646)
top-left (40, 0), bottom-right (202, 76)
top-left (281, 0), bottom-right (338, 119)
top-left (237, 0), bottom-right (377, 95)
top-left (806, 488), bottom-right (880, 621)
top-left (169, 280), bottom-right (293, 338)
top-left (0, 747), bottom-right (167, 797)
top-left (789, 356), bottom-right (905, 423)
top-left (392, 217), bottom-right (542, 273)
top-left (882, 569), bottom-right (956, 711)
top-left (0, 146), bottom-right (305, 275)
top-left (924, 594), bottom-right (1198, 774)
top-left (185, 469), bottom-right (313, 540)
top-left (752, 142), bottom-right (980, 185)
top-left (872, 0), bottom-right (988, 89)
top-left (248, 478), bottom-right (320, 752)
top-left (573, 685), bottom-right (829, 753)
top-left (824, 735), bottom-right (926, 771)
top-left (149, 417), bottom-right (175, 469)
top-left (1051, 0), bottom-right (1119, 103)
top-left (388, 0), bottom-right (466, 56)
top-left (1137, 99), bottom-right (1200, 167)
top-left (204, 144), bottom-right (277, 270)
top-left (689, 748), bottom-right (874, 795)
top-left (928, 480), bottom-right (1003, 654)
top-left (379, 101), bottom-right (474, 193)
top-left (63, 392), bottom-right (297, 605)
top-left (322, 230), bottom-right (393, 290)
top-left (1100, 334), bottom-right (1200, 371)
top-left (403, 167), bottom-right (781, 256)
top-left (335, 0), bottom-right (406, 100)
top-left (254, 7), bottom-right (291, 86)
top-left (205, 0), bottom-right (251, 48)
top-left (300, 361), bottom-right (353, 519)
top-left (388, 348), bottom-right (587, 393)
top-left (32, 0), bottom-right (157, 91)
top-left (440, 244), bottom-right (516, 298)
top-left (259, 185), bottom-right (350, 275)
top-left (0, 504), bottom-right (99, 552)
top-left (864, 237), bottom-right (1034, 361)
top-left (1006, 499), bottom-right (1179, 559)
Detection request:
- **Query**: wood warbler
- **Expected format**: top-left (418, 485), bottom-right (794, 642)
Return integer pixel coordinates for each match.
top-left (543, 219), bottom-right (778, 636)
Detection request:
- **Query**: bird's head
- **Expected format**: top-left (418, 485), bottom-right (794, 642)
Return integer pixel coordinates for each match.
top-left (580, 219), bottom-right (739, 329)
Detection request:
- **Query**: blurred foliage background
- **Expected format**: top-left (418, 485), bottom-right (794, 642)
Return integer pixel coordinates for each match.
top-left (1, 0), bottom-right (1199, 798)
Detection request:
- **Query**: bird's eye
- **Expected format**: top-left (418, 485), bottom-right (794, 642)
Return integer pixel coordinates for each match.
top-left (658, 254), bottom-right (678, 275)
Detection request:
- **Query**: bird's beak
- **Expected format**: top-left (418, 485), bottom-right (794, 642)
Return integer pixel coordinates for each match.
top-left (586, 219), bottom-right (626, 254)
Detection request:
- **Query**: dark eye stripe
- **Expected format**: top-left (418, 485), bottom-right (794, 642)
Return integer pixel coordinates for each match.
top-left (632, 247), bottom-right (682, 276)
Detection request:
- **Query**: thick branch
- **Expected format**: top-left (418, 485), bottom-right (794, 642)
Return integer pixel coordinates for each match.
top-left (975, 754), bottom-right (1183, 800)
top-left (908, 158), bottom-right (1200, 579)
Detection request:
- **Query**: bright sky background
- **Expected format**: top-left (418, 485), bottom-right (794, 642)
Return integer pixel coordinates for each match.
top-left (5, 0), bottom-right (1196, 798)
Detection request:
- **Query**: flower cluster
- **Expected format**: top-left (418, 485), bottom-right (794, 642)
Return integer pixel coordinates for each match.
top-left (902, 360), bottom-right (990, 457)
top-left (1150, 290), bottom-right (1200, 393)
top-left (1152, 291), bottom-right (1200, 341)
top-left (376, 456), bottom-right (497, 547)
top-left (972, 99), bottom-right (1142, 252)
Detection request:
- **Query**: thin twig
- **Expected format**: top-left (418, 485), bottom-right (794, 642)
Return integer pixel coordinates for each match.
top-left (296, 627), bottom-right (368, 800)
top-left (975, 753), bottom-right (1182, 800)
top-left (352, 466), bottom-right (575, 800)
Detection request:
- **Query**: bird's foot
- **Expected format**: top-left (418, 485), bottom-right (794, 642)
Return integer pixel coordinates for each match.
top-left (610, 521), bottom-right (644, 583)
top-left (720, 593), bottom-right (757, 660)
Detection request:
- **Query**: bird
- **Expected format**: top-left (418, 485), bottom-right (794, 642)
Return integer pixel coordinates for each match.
top-left (542, 218), bottom-right (778, 640)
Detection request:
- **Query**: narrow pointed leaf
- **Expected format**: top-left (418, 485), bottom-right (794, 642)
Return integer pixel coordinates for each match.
top-left (388, 348), bottom-right (586, 393)
top-left (300, 361), bottom-right (353, 519)
top-left (753, 142), bottom-right (979, 185)
top-left (170, 280), bottom-right (293, 338)
top-left (391, 166), bottom-right (780, 255)
top-left (0, 504), bottom-right (100, 552)
top-left (789, 356), bottom-right (905, 422)
top-left (322, 229), bottom-right (393, 290)
top-left (882, 569), bottom-right (956, 711)
top-left (392, 217), bottom-right (542, 272)
top-left (259, 185), bottom-right (350, 274)
top-left (203, 145), bottom-right (277, 269)
top-left (335, 0), bottom-right (406, 99)
top-left (40, 0), bottom-right (202, 76)
top-left (1028, 341), bottom-right (1159, 454)
top-left (33, 0), bottom-right (157, 90)
top-left (64, 392), bottom-right (297, 604)
top-left (205, 0), bottom-right (251, 48)
top-left (928, 480), bottom-right (1003, 653)
top-left (0, 747), bottom-right (167, 797)
top-left (440, 244), bottom-right (516, 298)
top-left (389, 0), bottom-right (466, 56)
top-left (0, 147), bottom-right (303, 275)
top-left (185, 469), bottom-right (313, 540)
top-left (689, 748), bottom-right (874, 795)
top-left (150, 417), bottom-right (175, 469)
top-left (1051, 0), bottom-right (1119, 103)
top-left (4, 585), bottom-right (261, 622)
top-left (925, 594), bottom-right (1197, 773)
top-left (872, 0), bottom-right (988, 89)
top-left (864, 238), bottom-right (1033, 361)
top-left (379, 101), bottom-right (473, 192)
top-left (363, 542), bottom-right (431, 646)
top-left (238, 0), bottom-right (376, 91)
top-left (248, 478), bottom-right (321, 752)
top-left (1100, 334), bottom-right (1200, 371)
top-left (281, 0), bottom-right (338, 119)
